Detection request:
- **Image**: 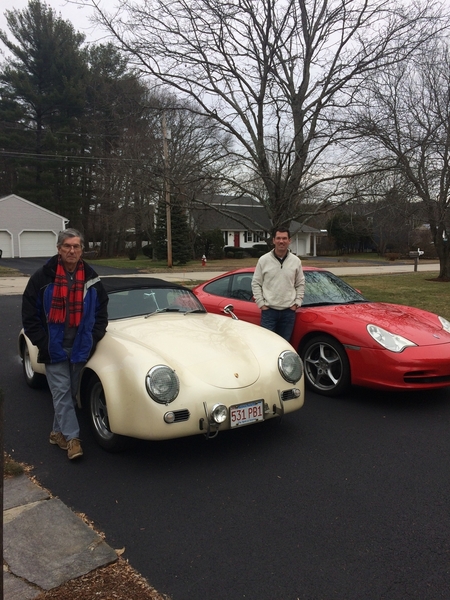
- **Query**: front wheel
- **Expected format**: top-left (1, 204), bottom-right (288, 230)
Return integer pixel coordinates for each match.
top-left (300, 335), bottom-right (350, 397)
top-left (22, 342), bottom-right (46, 389)
top-left (87, 375), bottom-right (127, 452)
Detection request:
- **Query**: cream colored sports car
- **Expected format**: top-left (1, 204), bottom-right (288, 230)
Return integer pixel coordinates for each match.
top-left (19, 277), bottom-right (304, 451)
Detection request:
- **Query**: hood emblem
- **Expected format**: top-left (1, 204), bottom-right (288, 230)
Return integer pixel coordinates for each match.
top-left (234, 373), bottom-right (239, 378)
top-left (433, 334), bottom-right (440, 339)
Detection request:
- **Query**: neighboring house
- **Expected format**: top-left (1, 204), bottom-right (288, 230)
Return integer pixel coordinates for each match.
top-left (0, 194), bottom-right (68, 258)
top-left (191, 195), bottom-right (325, 256)
top-left (290, 221), bottom-right (327, 257)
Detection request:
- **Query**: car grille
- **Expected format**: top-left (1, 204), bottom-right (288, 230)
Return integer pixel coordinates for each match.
top-left (403, 372), bottom-right (450, 384)
top-left (280, 389), bottom-right (298, 401)
top-left (172, 409), bottom-right (190, 422)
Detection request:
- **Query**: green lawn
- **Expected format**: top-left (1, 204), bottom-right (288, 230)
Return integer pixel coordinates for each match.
top-left (341, 272), bottom-right (450, 320)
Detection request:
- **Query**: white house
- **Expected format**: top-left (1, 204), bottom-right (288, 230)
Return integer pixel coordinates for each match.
top-left (0, 194), bottom-right (68, 258)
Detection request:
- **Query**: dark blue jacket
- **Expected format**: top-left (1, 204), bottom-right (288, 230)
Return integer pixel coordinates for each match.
top-left (22, 255), bottom-right (108, 364)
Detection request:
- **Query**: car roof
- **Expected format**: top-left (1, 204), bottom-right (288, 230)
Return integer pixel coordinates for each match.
top-left (101, 276), bottom-right (188, 293)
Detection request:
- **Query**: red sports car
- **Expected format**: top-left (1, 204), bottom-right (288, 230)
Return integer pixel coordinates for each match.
top-left (193, 267), bottom-right (450, 396)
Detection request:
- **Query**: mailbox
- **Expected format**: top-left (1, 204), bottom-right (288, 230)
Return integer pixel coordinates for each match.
top-left (409, 249), bottom-right (424, 271)
top-left (409, 249), bottom-right (424, 258)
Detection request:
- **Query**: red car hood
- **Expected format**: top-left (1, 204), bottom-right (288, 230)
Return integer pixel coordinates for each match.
top-left (300, 302), bottom-right (450, 347)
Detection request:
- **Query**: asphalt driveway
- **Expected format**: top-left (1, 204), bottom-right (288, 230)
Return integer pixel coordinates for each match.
top-left (0, 257), bottom-right (140, 277)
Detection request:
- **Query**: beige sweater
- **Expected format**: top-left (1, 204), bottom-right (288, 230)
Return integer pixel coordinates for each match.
top-left (252, 250), bottom-right (305, 310)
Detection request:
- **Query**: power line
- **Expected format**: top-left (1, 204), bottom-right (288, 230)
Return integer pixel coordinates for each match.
top-left (0, 150), bottom-right (158, 164)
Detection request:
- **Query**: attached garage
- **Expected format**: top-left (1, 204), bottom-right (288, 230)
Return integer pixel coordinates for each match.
top-left (0, 194), bottom-right (68, 258)
top-left (0, 231), bottom-right (13, 258)
top-left (20, 231), bottom-right (59, 258)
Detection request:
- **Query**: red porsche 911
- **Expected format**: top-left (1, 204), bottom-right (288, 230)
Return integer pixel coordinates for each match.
top-left (193, 267), bottom-right (450, 397)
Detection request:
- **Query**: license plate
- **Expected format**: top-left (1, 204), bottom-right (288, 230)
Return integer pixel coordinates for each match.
top-left (230, 400), bottom-right (264, 428)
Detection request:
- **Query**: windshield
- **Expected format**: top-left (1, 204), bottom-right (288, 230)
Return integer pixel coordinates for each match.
top-left (108, 287), bottom-right (206, 320)
top-left (302, 270), bottom-right (367, 306)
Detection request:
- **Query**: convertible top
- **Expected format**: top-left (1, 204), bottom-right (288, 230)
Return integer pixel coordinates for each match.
top-left (100, 276), bottom-right (188, 293)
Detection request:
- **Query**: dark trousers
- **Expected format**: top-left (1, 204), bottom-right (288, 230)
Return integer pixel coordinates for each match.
top-left (260, 307), bottom-right (296, 342)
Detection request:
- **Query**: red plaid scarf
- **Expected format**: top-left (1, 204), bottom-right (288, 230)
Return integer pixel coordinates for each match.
top-left (48, 256), bottom-right (85, 327)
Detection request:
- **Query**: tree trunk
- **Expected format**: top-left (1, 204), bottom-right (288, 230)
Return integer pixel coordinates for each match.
top-left (436, 241), bottom-right (450, 280)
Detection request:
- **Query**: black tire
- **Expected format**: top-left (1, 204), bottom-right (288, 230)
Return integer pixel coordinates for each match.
top-left (301, 335), bottom-right (350, 397)
top-left (22, 342), bottom-right (46, 389)
top-left (87, 375), bottom-right (127, 452)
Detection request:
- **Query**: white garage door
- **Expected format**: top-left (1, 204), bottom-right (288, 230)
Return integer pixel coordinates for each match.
top-left (20, 231), bottom-right (57, 257)
top-left (0, 231), bottom-right (13, 258)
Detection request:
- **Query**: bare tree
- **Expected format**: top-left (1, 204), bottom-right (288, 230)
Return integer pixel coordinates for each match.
top-left (351, 39), bottom-right (450, 279)
top-left (82, 0), bottom-right (443, 230)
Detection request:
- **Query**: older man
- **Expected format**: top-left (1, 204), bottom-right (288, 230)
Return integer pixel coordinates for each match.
top-left (22, 229), bottom-right (108, 460)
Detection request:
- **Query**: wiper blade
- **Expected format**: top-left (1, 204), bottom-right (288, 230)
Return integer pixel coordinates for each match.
top-left (303, 299), bottom-right (367, 307)
top-left (183, 309), bottom-right (206, 315)
top-left (302, 301), bottom-right (341, 307)
top-left (144, 308), bottom-right (180, 318)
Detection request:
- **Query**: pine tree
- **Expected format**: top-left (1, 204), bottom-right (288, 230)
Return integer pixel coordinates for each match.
top-left (0, 0), bottom-right (88, 220)
top-left (154, 196), bottom-right (191, 264)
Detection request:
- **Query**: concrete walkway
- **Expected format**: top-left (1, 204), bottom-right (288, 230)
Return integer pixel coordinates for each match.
top-left (4, 474), bottom-right (117, 599)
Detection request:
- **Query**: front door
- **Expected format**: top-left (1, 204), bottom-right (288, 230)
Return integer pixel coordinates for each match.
top-left (234, 232), bottom-right (240, 247)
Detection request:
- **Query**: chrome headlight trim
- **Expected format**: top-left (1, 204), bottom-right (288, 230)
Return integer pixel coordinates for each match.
top-left (278, 350), bottom-right (303, 384)
top-left (366, 324), bottom-right (416, 352)
top-left (146, 365), bottom-right (179, 404)
top-left (439, 316), bottom-right (450, 333)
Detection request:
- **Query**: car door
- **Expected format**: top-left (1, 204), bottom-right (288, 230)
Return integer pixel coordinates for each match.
top-left (202, 273), bottom-right (261, 325)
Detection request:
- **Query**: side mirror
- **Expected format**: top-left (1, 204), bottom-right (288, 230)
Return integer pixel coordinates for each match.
top-left (223, 304), bottom-right (239, 320)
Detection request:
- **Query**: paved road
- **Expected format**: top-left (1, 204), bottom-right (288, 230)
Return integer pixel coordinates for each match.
top-left (2, 295), bottom-right (450, 600)
top-left (0, 256), bottom-right (141, 276)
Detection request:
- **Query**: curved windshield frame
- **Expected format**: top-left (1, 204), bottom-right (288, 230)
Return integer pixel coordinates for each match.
top-left (108, 287), bottom-right (206, 320)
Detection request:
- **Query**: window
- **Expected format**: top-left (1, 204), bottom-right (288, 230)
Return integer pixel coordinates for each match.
top-left (204, 276), bottom-right (232, 298)
top-left (230, 275), bottom-right (254, 301)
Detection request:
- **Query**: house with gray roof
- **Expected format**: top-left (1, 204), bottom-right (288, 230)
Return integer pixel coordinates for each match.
top-left (191, 195), bottom-right (325, 256)
top-left (0, 194), bottom-right (68, 258)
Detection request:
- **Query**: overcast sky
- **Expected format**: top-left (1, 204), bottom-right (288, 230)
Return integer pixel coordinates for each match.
top-left (0, 0), bottom-right (106, 48)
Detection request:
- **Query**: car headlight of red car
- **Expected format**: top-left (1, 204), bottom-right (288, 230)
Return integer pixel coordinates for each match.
top-left (146, 365), bottom-right (180, 404)
top-left (439, 316), bottom-right (450, 333)
top-left (367, 324), bottom-right (417, 352)
top-left (278, 351), bottom-right (303, 383)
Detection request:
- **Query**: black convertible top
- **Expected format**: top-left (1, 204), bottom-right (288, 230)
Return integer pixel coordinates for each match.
top-left (100, 276), bottom-right (188, 293)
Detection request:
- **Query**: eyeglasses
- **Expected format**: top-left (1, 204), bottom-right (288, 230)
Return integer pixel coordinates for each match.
top-left (61, 244), bottom-right (82, 251)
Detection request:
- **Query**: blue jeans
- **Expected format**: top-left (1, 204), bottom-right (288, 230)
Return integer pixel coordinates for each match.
top-left (260, 307), bottom-right (296, 342)
top-left (45, 348), bottom-right (84, 441)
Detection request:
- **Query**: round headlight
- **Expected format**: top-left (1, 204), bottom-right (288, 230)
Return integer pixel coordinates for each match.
top-left (146, 365), bottom-right (179, 404)
top-left (210, 403), bottom-right (228, 424)
top-left (278, 351), bottom-right (303, 383)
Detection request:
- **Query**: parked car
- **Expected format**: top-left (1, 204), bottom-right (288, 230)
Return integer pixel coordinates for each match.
top-left (193, 268), bottom-right (450, 397)
top-left (19, 277), bottom-right (304, 451)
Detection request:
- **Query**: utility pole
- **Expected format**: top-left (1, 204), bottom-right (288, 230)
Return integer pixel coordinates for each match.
top-left (161, 112), bottom-right (173, 268)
